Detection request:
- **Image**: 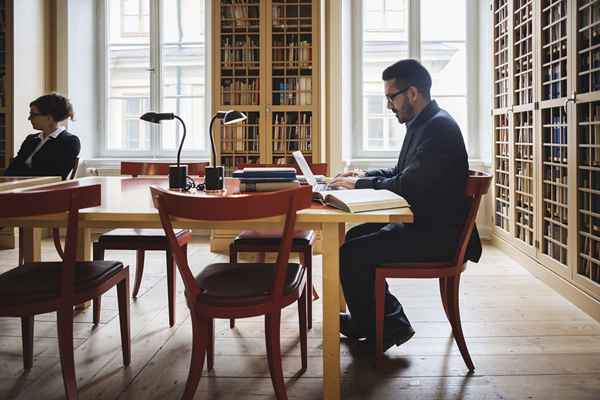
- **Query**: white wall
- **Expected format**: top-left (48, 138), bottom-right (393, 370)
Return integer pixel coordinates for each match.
top-left (478, 0), bottom-right (492, 164)
top-left (12, 0), bottom-right (48, 153)
top-left (56, 0), bottom-right (98, 160)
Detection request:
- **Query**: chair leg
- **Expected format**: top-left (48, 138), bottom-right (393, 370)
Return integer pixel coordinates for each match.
top-left (300, 248), bottom-right (314, 330)
top-left (182, 312), bottom-right (207, 400)
top-left (445, 274), bottom-right (474, 371)
top-left (207, 318), bottom-right (214, 371)
top-left (92, 242), bottom-right (105, 325)
top-left (21, 316), bottom-right (34, 370)
top-left (374, 271), bottom-right (386, 365)
top-left (166, 248), bottom-right (176, 327)
top-left (52, 228), bottom-right (65, 260)
top-left (229, 244), bottom-right (237, 330)
top-left (132, 249), bottom-right (145, 299)
top-left (57, 308), bottom-right (77, 400)
top-left (93, 297), bottom-right (101, 325)
top-left (265, 311), bottom-right (287, 400)
top-left (297, 286), bottom-right (308, 372)
top-left (439, 277), bottom-right (450, 320)
top-left (117, 273), bottom-right (131, 366)
top-left (18, 227), bottom-right (24, 266)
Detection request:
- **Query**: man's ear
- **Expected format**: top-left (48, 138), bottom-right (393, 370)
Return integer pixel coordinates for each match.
top-left (408, 86), bottom-right (419, 103)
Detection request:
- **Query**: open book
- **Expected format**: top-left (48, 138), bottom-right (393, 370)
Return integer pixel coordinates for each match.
top-left (314, 189), bottom-right (409, 213)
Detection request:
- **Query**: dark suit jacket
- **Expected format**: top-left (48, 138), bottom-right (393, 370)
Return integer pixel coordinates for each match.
top-left (5, 130), bottom-right (81, 180)
top-left (356, 100), bottom-right (482, 262)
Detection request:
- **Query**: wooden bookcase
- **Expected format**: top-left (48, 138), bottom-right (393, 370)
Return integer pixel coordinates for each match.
top-left (212, 0), bottom-right (321, 176)
top-left (491, 0), bottom-right (600, 301)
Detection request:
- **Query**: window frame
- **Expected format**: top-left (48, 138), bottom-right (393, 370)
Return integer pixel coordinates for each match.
top-left (98, 0), bottom-right (211, 159)
top-left (350, 0), bottom-right (477, 160)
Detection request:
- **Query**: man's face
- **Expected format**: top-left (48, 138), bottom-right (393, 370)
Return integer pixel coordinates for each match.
top-left (384, 80), bottom-right (416, 124)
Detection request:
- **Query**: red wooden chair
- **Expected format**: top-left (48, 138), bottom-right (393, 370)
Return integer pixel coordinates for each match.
top-left (0, 183), bottom-right (131, 400)
top-left (91, 161), bottom-right (208, 327)
top-left (374, 170), bottom-right (491, 368)
top-left (151, 184), bottom-right (312, 400)
top-left (228, 162), bottom-right (326, 330)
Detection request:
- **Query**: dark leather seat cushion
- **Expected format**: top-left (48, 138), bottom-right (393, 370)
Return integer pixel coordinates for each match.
top-left (98, 228), bottom-right (190, 243)
top-left (0, 261), bottom-right (124, 303)
top-left (194, 262), bottom-right (304, 305)
top-left (234, 230), bottom-right (315, 247)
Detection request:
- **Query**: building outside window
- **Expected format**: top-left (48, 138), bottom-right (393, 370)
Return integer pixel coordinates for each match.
top-left (102, 0), bottom-right (208, 157)
top-left (354, 0), bottom-right (469, 159)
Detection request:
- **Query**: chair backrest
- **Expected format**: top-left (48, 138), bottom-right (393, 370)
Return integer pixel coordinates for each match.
top-left (68, 157), bottom-right (80, 180)
top-left (151, 185), bottom-right (313, 303)
top-left (0, 184), bottom-right (101, 299)
top-left (121, 161), bottom-right (209, 177)
top-left (237, 162), bottom-right (328, 176)
top-left (453, 170), bottom-right (492, 265)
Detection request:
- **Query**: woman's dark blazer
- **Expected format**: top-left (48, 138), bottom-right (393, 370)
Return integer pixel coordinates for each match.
top-left (5, 130), bottom-right (81, 180)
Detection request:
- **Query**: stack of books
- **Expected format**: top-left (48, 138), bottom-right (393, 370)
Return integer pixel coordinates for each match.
top-left (233, 167), bottom-right (299, 192)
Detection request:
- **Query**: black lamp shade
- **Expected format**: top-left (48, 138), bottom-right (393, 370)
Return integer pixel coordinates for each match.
top-left (223, 110), bottom-right (247, 125)
top-left (140, 112), bottom-right (175, 123)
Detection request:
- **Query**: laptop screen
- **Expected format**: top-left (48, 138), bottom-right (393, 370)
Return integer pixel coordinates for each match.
top-left (292, 151), bottom-right (317, 186)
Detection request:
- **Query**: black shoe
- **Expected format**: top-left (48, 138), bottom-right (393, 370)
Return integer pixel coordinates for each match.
top-left (339, 313), bottom-right (367, 340)
top-left (363, 325), bottom-right (415, 354)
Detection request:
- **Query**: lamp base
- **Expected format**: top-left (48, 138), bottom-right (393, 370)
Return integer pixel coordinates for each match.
top-left (205, 166), bottom-right (224, 191)
top-left (169, 165), bottom-right (188, 190)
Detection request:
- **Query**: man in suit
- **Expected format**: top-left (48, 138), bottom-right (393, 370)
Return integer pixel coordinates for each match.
top-left (330, 59), bottom-right (481, 352)
top-left (5, 93), bottom-right (80, 180)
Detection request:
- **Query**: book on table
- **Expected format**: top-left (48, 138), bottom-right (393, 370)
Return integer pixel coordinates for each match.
top-left (232, 167), bottom-right (296, 180)
top-left (314, 189), bottom-right (409, 213)
top-left (240, 181), bottom-right (300, 192)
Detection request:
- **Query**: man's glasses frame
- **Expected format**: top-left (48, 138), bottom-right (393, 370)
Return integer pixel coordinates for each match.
top-left (385, 86), bottom-right (411, 104)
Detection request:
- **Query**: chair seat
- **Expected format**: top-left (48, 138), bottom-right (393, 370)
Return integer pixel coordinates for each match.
top-left (234, 230), bottom-right (315, 247)
top-left (195, 262), bottom-right (304, 305)
top-left (98, 228), bottom-right (190, 243)
top-left (0, 261), bottom-right (124, 303)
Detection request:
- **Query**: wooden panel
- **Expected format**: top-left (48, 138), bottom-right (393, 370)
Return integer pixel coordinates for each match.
top-left (494, 113), bottom-right (511, 233)
top-left (493, 0), bottom-right (511, 110)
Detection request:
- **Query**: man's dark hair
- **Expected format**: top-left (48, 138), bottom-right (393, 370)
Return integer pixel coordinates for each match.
top-left (382, 59), bottom-right (432, 100)
top-left (30, 93), bottom-right (74, 122)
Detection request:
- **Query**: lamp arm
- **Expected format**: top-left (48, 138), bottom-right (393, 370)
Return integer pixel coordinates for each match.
top-left (174, 115), bottom-right (187, 170)
top-left (208, 114), bottom-right (219, 167)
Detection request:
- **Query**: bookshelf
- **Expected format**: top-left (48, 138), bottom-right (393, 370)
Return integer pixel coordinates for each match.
top-left (213, 0), bottom-right (321, 176)
top-left (491, 0), bottom-right (600, 303)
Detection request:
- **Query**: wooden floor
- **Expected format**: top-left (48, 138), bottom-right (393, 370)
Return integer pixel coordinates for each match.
top-left (1, 238), bottom-right (600, 399)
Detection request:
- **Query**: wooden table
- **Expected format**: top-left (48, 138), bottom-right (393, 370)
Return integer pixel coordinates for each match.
top-left (1, 176), bottom-right (413, 400)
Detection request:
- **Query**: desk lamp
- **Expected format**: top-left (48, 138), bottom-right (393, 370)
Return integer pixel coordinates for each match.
top-left (207, 110), bottom-right (247, 190)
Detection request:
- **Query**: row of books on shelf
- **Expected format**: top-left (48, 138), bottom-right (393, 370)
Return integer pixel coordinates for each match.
top-left (545, 203), bottom-right (568, 226)
top-left (513, 2), bottom-right (532, 26)
top-left (496, 143), bottom-right (509, 157)
top-left (543, 44), bottom-right (567, 67)
top-left (580, 234), bottom-right (600, 283)
top-left (221, 79), bottom-right (259, 105)
top-left (221, 1), bottom-right (260, 26)
top-left (516, 225), bottom-right (534, 245)
top-left (515, 164), bottom-right (533, 187)
top-left (543, 1), bottom-right (566, 24)
top-left (272, 40), bottom-right (312, 66)
top-left (222, 155), bottom-right (259, 174)
top-left (515, 145), bottom-right (533, 160)
top-left (543, 174), bottom-right (567, 198)
top-left (495, 171), bottom-right (509, 187)
top-left (580, 24), bottom-right (600, 47)
top-left (273, 77), bottom-right (312, 105)
top-left (221, 126), bottom-right (259, 153)
top-left (580, 190), bottom-right (600, 214)
top-left (544, 146), bottom-right (567, 164)
top-left (272, 113), bottom-right (312, 152)
top-left (515, 125), bottom-right (533, 142)
top-left (514, 58), bottom-right (532, 75)
top-left (221, 38), bottom-right (259, 67)
top-left (272, 5), bottom-right (311, 27)
top-left (579, 71), bottom-right (600, 92)
top-left (495, 205), bottom-right (510, 230)
top-left (516, 209), bottom-right (533, 228)
top-left (544, 229), bottom-right (568, 265)
top-left (516, 192), bottom-right (534, 210)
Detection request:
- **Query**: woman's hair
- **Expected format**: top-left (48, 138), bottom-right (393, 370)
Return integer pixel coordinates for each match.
top-left (30, 93), bottom-right (75, 122)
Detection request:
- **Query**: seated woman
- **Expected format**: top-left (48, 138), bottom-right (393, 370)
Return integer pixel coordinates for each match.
top-left (5, 93), bottom-right (80, 180)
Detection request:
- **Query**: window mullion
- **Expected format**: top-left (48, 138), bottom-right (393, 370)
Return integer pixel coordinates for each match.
top-left (150, 0), bottom-right (162, 156)
top-left (409, 0), bottom-right (420, 60)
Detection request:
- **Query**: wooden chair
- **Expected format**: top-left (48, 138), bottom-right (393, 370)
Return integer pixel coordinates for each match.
top-left (374, 170), bottom-right (491, 368)
top-left (91, 161), bottom-right (208, 327)
top-left (228, 162), bottom-right (326, 330)
top-left (151, 184), bottom-right (312, 400)
top-left (0, 184), bottom-right (131, 400)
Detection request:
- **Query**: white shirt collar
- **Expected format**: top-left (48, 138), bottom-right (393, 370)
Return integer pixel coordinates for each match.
top-left (36, 126), bottom-right (65, 140)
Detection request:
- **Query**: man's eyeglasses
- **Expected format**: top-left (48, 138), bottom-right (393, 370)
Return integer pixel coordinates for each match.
top-left (385, 87), bottom-right (410, 103)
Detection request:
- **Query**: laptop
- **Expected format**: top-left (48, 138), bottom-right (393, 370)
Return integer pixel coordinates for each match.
top-left (292, 151), bottom-right (340, 192)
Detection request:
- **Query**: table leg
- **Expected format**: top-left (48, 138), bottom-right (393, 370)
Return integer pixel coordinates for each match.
top-left (321, 223), bottom-right (342, 400)
top-left (338, 223), bottom-right (347, 313)
top-left (22, 227), bottom-right (42, 262)
top-left (75, 228), bottom-right (92, 309)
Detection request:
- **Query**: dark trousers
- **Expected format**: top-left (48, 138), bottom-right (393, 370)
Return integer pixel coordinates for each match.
top-left (339, 223), bottom-right (458, 338)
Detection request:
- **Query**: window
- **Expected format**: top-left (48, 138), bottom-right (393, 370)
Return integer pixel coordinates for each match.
top-left (102, 0), bottom-right (208, 157)
top-left (351, 0), bottom-right (472, 159)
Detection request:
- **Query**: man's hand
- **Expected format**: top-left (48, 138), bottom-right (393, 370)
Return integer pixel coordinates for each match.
top-left (329, 176), bottom-right (359, 189)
